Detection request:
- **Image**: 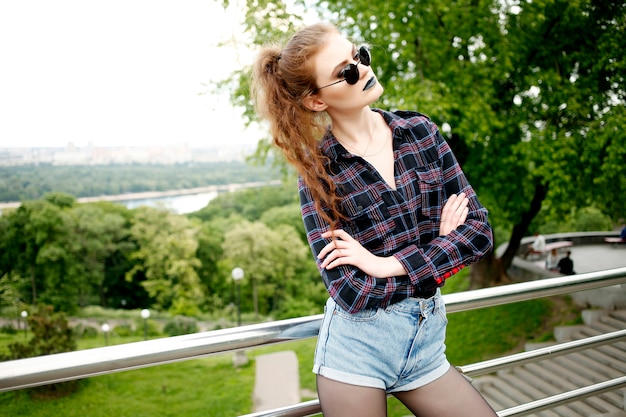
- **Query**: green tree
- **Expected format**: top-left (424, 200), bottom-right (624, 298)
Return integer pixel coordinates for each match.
top-left (221, 0), bottom-right (626, 285)
top-left (194, 220), bottom-right (227, 313)
top-left (189, 181), bottom-right (298, 223)
top-left (259, 201), bottom-right (307, 243)
top-left (0, 194), bottom-right (141, 313)
top-left (2, 197), bottom-right (73, 308)
top-left (222, 221), bottom-right (310, 318)
top-left (126, 207), bottom-right (203, 316)
top-left (65, 203), bottom-right (130, 307)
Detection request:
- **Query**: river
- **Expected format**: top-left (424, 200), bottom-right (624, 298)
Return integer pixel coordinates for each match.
top-left (0, 180), bottom-right (281, 215)
top-left (118, 191), bottom-right (218, 214)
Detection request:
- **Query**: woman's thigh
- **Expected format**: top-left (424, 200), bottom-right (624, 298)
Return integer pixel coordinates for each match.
top-left (317, 375), bottom-right (388, 417)
top-left (392, 367), bottom-right (497, 417)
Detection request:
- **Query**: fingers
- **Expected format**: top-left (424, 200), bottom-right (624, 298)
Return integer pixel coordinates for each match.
top-left (440, 193), bottom-right (469, 236)
top-left (317, 229), bottom-right (350, 263)
top-left (448, 195), bottom-right (469, 225)
top-left (441, 193), bottom-right (458, 220)
top-left (318, 229), bottom-right (362, 270)
top-left (321, 229), bottom-right (351, 241)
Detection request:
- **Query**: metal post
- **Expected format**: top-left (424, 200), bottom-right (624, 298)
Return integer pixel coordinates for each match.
top-left (20, 311), bottom-right (28, 338)
top-left (141, 309), bottom-right (150, 341)
top-left (231, 268), bottom-right (244, 327)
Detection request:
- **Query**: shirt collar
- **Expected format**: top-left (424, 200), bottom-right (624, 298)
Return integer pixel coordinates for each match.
top-left (319, 108), bottom-right (421, 161)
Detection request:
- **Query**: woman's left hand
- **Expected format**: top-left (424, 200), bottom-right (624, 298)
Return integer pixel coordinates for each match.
top-left (439, 192), bottom-right (469, 236)
top-left (318, 229), bottom-right (406, 277)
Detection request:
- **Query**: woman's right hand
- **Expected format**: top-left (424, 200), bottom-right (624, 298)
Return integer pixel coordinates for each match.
top-left (439, 193), bottom-right (469, 236)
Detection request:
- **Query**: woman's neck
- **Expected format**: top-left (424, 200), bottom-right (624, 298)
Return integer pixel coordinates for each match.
top-left (329, 108), bottom-right (381, 153)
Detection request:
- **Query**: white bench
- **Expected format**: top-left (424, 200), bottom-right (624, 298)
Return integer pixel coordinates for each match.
top-left (527, 240), bottom-right (573, 258)
top-left (604, 237), bottom-right (626, 246)
top-left (544, 241), bottom-right (574, 251)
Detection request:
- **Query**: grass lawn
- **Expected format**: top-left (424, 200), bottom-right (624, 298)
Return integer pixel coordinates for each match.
top-left (0, 271), bottom-right (581, 417)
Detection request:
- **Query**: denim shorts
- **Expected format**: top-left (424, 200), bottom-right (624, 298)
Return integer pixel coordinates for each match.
top-left (313, 289), bottom-right (450, 393)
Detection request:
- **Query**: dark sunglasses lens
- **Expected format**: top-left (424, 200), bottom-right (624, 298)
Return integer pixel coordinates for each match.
top-left (359, 46), bottom-right (371, 66)
top-left (344, 64), bottom-right (360, 85)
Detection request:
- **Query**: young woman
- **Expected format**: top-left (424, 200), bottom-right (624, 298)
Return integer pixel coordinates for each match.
top-left (252, 22), bottom-right (497, 417)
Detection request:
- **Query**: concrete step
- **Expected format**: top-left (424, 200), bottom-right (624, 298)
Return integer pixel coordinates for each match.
top-left (554, 353), bottom-right (623, 381)
top-left (491, 360), bottom-right (622, 416)
top-left (600, 314), bottom-right (626, 329)
top-left (581, 309), bottom-right (626, 326)
top-left (552, 357), bottom-right (624, 411)
top-left (589, 320), bottom-right (626, 335)
top-left (584, 348), bottom-right (626, 373)
top-left (474, 309), bottom-right (626, 416)
top-left (582, 310), bottom-right (613, 325)
top-left (610, 310), bottom-right (626, 322)
top-left (513, 367), bottom-right (621, 417)
top-left (496, 371), bottom-right (562, 417)
top-left (575, 327), bottom-right (626, 351)
top-left (516, 361), bottom-right (623, 410)
top-left (554, 325), bottom-right (589, 342)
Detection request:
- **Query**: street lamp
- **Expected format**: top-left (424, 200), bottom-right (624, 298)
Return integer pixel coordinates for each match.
top-left (141, 309), bottom-right (150, 340)
top-left (101, 323), bottom-right (110, 346)
top-left (231, 267), bottom-right (244, 326)
top-left (20, 311), bottom-right (28, 337)
top-left (230, 267), bottom-right (248, 367)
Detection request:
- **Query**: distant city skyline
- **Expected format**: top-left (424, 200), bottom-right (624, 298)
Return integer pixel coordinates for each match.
top-left (0, 142), bottom-right (255, 166)
top-left (0, 0), bottom-right (262, 149)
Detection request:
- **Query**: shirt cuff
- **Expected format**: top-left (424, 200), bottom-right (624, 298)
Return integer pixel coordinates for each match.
top-left (393, 244), bottom-right (438, 286)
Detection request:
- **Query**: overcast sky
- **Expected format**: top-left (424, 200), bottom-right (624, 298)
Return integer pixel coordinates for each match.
top-left (0, 0), bottom-right (261, 149)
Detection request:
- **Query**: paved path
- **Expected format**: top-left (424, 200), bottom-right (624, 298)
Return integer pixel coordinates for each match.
top-left (566, 244), bottom-right (626, 273)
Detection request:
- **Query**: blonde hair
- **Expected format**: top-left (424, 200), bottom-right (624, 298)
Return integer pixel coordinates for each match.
top-left (251, 23), bottom-right (345, 228)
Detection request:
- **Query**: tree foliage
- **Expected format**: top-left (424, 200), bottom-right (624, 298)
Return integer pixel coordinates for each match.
top-left (125, 207), bottom-right (203, 316)
top-left (220, 0), bottom-right (626, 282)
top-left (0, 181), bottom-right (323, 320)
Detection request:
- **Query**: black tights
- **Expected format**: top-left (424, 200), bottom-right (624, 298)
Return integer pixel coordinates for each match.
top-left (316, 367), bottom-right (498, 417)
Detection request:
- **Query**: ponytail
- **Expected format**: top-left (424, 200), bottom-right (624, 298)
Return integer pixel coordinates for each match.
top-left (251, 23), bottom-right (345, 228)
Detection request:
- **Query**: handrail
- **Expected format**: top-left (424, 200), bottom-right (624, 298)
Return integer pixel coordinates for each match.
top-left (237, 329), bottom-right (626, 417)
top-left (458, 329), bottom-right (626, 377)
top-left (1, 267), bottom-right (625, 394)
top-left (443, 266), bottom-right (626, 313)
top-left (1, 267), bottom-right (625, 417)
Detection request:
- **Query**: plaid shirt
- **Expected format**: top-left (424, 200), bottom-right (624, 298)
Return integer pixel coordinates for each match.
top-left (299, 109), bottom-right (492, 313)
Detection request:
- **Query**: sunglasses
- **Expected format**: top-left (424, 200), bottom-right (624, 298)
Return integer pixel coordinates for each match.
top-left (314, 45), bottom-right (371, 92)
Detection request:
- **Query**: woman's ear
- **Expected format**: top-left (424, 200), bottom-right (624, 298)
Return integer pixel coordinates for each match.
top-left (302, 94), bottom-right (328, 112)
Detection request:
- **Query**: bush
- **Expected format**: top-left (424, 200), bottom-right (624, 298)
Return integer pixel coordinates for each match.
top-left (163, 317), bottom-right (198, 336)
top-left (72, 323), bottom-right (98, 339)
top-left (134, 318), bottom-right (161, 337)
top-left (3, 305), bottom-right (76, 360)
top-left (112, 323), bottom-right (134, 337)
top-left (0, 323), bottom-right (18, 335)
top-left (1, 305), bottom-right (80, 399)
top-left (273, 297), bottom-right (321, 320)
top-left (570, 206), bottom-right (613, 232)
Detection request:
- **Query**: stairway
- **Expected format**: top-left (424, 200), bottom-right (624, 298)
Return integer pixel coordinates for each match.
top-left (473, 309), bottom-right (626, 417)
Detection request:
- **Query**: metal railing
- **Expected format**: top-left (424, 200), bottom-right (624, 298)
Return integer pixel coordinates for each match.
top-left (1, 266), bottom-right (626, 417)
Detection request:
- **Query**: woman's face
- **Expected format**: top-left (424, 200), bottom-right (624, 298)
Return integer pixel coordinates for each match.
top-left (310, 32), bottom-right (383, 111)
